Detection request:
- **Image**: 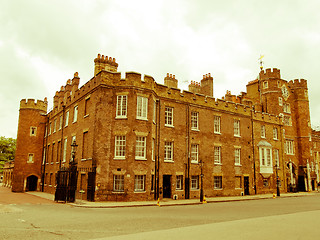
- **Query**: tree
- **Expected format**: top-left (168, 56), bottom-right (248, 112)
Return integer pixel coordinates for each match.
top-left (0, 136), bottom-right (16, 173)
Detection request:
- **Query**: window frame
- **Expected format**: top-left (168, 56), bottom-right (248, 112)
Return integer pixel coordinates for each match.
top-left (164, 141), bottom-right (173, 162)
top-left (214, 146), bottom-right (221, 164)
top-left (116, 95), bottom-right (127, 119)
top-left (135, 136), bottom-right (146, 160)
top-left (214, 116), bottom-right (221, 134)
top-left (114, 136), bottom-right (126, 159)
top-left (136, 96), bottom-right (148, 120)
top-left (191, 111), bottom-right (199, 131)
top-left (214, 176), bottom-right (222, 190)
top-left (190, 144), bottom-right (199, 163)
top-left (134, 175), bottom-right (146, 192)
top-left (113, 175), bottom-right (125, 192)
top-left (234, 120), bottom-right (240, 137)
top-left (165, 106), bottom-right (174, 127)
top-left (234, 147), bottom-right (241, 166)
top-left (176, 175), bottom-right (183, 190)
top-left (191, 175), bottom-right (199, 190)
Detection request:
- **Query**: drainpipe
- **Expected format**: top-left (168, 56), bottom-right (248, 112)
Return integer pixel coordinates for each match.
top-left (185, 104), bottom-right (190, 199)
top-left (41, 116), bottom-right (49, 192)
top-left (155, 99), bottom-right (161, 200)
top-left (59, 105), bottom-right (65, 169)
top-left (251, 109), bottom-right (257, 194)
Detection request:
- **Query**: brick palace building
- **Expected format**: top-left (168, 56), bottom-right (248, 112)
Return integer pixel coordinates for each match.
top-left (7, 54), bottom-right (320, 201)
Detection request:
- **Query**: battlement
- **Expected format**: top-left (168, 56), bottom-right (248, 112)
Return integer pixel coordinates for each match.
top-left (288, 79), bottom-right (308, 88)
top-left (259, 68), bottom-right (281, 80)
top-left (20, 98), bottom-right (47, 112)
top-left (94, 53), bottom-right (118, 75)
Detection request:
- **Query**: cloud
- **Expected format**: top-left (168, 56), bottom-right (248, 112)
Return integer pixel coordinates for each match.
top-left (1, 0), bottom-right (320, 137)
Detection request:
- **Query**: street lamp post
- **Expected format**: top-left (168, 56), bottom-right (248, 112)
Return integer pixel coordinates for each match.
top-left (200, 160), bottom-right (204, 203)
top-left (70, 140), bottom-right (78, 165)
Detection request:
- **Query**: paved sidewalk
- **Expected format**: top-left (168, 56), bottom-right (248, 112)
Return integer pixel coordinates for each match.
top-left (25, 190), bottom-right (320, 208)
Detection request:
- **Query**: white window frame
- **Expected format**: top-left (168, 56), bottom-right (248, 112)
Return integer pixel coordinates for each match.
top-left (284, 116), bottom-right (291, 126)
top-left (62, 138), bottom-right (67, 162)
top-left (191, 175), bottom-right (199, 190)
top-left (234, 120), bottom-right (240, 137)
top-left (65, 111), bottom-right (69, 127)
top-left (235, 148), bottom-right (241, 166)
top-left (278, 97), bottom-right (283, 106)
top-left (214, 116), bottom-right (221, 134)
top-left (165, 107), bottom-right (173, 127)
top-left (53, 119), bottom-right (57, 133)
top-left (191, 111), bottom-right (199, 130)
top-left (73, 106), bottom-right (78, 123)
top-left (59, 115), bottom-right (62, 130)
top-left (134, 175), bottom-right (145, 192)
top-left (191, 144), bottom-right (199, 163)
top-left (135, 136), bottom-right (146, 160)
top-left (113, 175), bottom-right (124, 192)
top-left (114, 136), bottom-right (126, 159)
top-left (261, 125), bottom-right (266, 138)
top-left (263, 81), bottom-right (268, 89)
top-left (286, 140), bottom-right (294, 155)
top-left (176, 175), bottom-right (183, 190)
top-left (273, 128), bottom-right (278, 140)
top-left (49, 122), bottom-right (52, 135)
top-left (214, 146), bottom-right (221, 164)
top-left (27, 153), bottom-right (34, 163)
top-left (136, 96), bottom-right (148, 120)
top-left (116, 95), bottom-right (127, 119)
top-left (260, 147), bottom-right (272, 167)
top-left (283, 103), bottom-right (291, 113)
top-left (214, 176), bottom-right (222, 189)
top-left (164, 141), bottom-right (173, 162)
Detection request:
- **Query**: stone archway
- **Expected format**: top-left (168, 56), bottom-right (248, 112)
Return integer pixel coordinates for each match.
top-left (26, 175), bottom-right (38, 191)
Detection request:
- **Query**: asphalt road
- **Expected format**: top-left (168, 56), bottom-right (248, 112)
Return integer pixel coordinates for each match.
top-left (1, 186), bottom-right (320, 240)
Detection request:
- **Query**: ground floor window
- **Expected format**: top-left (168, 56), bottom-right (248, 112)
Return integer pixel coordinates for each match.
top-left (176, 175), bottom-right (183, 190)
top-left (134, 175), bottom-right (145, 192)
top-left (214, 176), bottom-right (222, 189)
top-left (113, 175), bottom-right (124, 192)
top-left (191, 175), bottom-right (199, 190)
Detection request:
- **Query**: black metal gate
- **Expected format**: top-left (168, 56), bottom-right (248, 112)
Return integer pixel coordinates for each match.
top-left (54, 165), bottom-right (78, 202)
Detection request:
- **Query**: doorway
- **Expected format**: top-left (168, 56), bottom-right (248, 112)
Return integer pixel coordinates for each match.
top-left (244, 176), bottom-right (250, 195)
top-left (163, 175), bottom-right (171, 198)
top-left (26, 175), bottom-right (38, 191)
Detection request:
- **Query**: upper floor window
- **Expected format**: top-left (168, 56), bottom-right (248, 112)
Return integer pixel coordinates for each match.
top-left (191, 112), bottom-right (199, 130)
top-left (261, 125), bottom-right (266, 138)
top-left (135, 136), bottom-right (146, 160)
top-left (153, 100), bottom-right (156, 123)
top-left (65, 111), bottom-right (69, 127)
top-left (114, 136), bottom-right (126, 159)
top-left (286, 140), bottom-right (294, 155)
top-left (30, 127), bottom-right (37, 136)
top-left (234, 120), bottom-right (240, 137)
top-left (234, 148), bottom-right (241, 166)
top-left (273, 128), bottom-right (278, 140)
top-left (164, 141), bottom-right (173, 162)
top-left (214, 146), bottom-right (221, 164)
top-left (191, 144), bottom-right (199, 163)
top-left (283, 116), bottom-right (291, 126)
top-left (82, 131), bottom-right (89, 160)
top-left (165, 107), bottom-right (173, 127)
top-left (49, 122), bottom-right (52, 135)
top-left (73, 106), bottom-right (78, 123)
top-left (27, 153), bottom-right (34, 163)
top-left (53, 119), bottom-right (57, 133)
top-left (283, 103), bottom-right (291, 113)
top-left (263, 81), bottom-right (268, 89)
top-left (260, 147), bottom-right (272, 167)
top-left (59, 115), bottom-right (63, 130)
top-left (116, 95), bottom-right (127, 118)
top-left (214, 116), bottom-right (221, 134)
top-left (136, 96), bottom-right (148, 120)
top-left (84, 97), bottom-right (90, 116)
top-left (278, 97), bottom-right (283, 106)
top-left (62, 138), bottom-right (68, 162)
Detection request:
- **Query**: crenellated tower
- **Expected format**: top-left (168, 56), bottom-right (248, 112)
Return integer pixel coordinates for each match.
top-left (12, 98), bottom-right (48, 192)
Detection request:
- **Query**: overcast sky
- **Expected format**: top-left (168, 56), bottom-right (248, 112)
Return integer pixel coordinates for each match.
top-left (1, 0), bottom-right (320, 138)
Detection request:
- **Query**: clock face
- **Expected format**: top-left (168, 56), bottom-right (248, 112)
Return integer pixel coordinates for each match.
top-left (281, 85), bottom-right (289, 100)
